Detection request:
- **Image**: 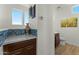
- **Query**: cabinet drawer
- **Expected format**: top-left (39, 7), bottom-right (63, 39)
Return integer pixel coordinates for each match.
top-left (4, 48), bottom-right (23, 55)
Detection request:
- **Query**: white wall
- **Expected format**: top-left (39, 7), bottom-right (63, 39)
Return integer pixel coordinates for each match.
top-left (37, 5), bottom-right (54, 55)
top-left (0, 4), bottom-right (27, 29)
top-left (54, 4), bottom-right (79, 46)
top-left (29, 17), bottom-right (38, 29)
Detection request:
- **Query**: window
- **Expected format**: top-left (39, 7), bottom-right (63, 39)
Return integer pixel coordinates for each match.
top-left (12, 9), bottom-right (23, 25)
top-left (72, 5), bottom-right (79, 14)
top-left (24, 12), bottom-right (29, 25)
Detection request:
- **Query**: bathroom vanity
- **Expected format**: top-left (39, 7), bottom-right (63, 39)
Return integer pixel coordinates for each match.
top-left (0, 28), bottom-right (37, 55)
top-left (3, 35), bottom-right (37, 55)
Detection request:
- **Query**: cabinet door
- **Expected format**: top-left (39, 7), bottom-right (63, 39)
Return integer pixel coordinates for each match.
top-left (3, 38), bottom-right (36, 55)
top-left (22, 44), bottom-right (36, 55)
top-left (5, 44), bottom-right (36, 55)
top-left (3, 39), bottom-right (36, 52)
top-left (4, 47), bottom-right (25, 55)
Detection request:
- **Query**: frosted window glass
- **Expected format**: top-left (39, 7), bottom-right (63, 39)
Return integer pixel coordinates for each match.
top-left (24, 12), bottom-right (29, 25)
top-left (12, 9), bottom-right (23, 25)
top-left (72, 5), bottom-right (79, 14)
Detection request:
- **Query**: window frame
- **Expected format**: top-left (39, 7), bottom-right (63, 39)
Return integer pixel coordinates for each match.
top-left (72, 5), bottom-right (79, 14)
top-left (11, 8), bottom-right (23, 25)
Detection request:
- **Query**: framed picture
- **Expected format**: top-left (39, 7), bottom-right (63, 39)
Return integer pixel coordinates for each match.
top-left (61, 19), bottom-right (67, 27)
top-left (61, 17), bottom-right (78, 27)
top-left (29, 6), bottom-right (32, 18)
top-left (32, 5), bottom-right (36, 18)
top-left (29, 5), bottom-right (36, 19)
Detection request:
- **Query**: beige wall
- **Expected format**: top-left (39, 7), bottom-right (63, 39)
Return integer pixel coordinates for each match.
top-left (0, 5), bottom-right (8, 29)
top-left (0, 4), bottom-right (38, 29)
top-left (0, 4), bottom-right (27, 29)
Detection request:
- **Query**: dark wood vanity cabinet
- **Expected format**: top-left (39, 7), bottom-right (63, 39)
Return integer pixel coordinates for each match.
top-left (3, 38), bottom-right (36, 55)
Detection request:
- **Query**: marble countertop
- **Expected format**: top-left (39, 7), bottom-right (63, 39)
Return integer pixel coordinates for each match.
top-left (3, 35), bottom-right (37, 45)
top-left (0, 28), bottom-right (9, 31)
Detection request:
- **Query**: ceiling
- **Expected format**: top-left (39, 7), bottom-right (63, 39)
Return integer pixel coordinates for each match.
top-left (20, 4), bottom-right (33, 8)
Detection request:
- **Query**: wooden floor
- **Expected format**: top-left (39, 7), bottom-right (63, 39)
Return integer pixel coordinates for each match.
top-left (55, 43), bottom-right (79, 55)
